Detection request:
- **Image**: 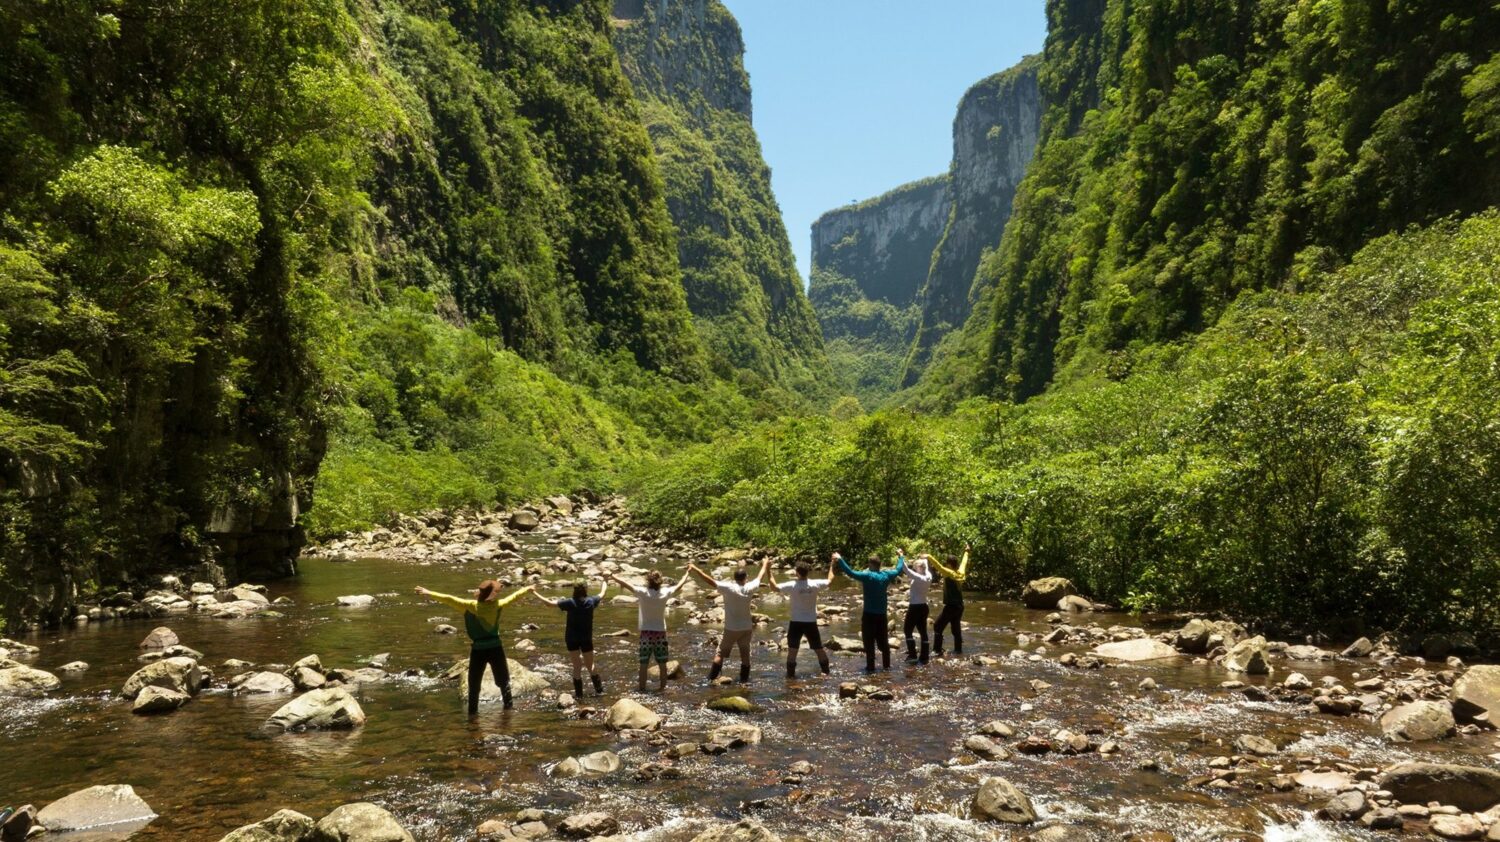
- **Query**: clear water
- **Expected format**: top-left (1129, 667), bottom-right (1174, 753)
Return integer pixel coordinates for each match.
top-left (4, 531), bottom-right (1497, 840)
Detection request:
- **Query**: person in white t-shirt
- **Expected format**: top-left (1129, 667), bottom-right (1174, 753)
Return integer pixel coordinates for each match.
top-left (904, 554), bottom-right (933, 664)
top-left (609, 568), bottom-right (691, 692)
top-left (768, 557), bottom-right (835, 678)
top-left (688, 557), bottom-right (771, 684)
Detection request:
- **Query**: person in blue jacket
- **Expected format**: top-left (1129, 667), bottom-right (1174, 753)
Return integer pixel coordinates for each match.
top-left (834, 549), bottom-right (906, 672)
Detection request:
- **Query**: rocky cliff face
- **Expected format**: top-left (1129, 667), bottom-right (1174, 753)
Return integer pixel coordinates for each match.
top-left (903, 58), bottom-right (1040, 386)
top-left (810, 176), bottom-right (952, 310)
top-left (613, 0), bottom-right (830, 394)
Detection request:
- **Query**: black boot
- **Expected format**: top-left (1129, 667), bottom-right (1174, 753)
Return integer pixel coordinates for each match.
top-left (821, 660), bottom-right (831, 675)
top-left (882, 649), bottom-right (891, 671)
top-left (919, 639), bottom-right (929, 665)
top-left (786, 661), bottom-right (796, 678)
top-left (591, 672), bottom-right (604, 695)
top-left (739, 663), bottom-right (750, 684)
top-left (708, 661), bottom-right (723, 682)
top-left (501, 689), bottom-right (514, 711)
top-left (905, 637), bottom-right (918, 662)
top-left (573, 677), bottom-right (584, 697)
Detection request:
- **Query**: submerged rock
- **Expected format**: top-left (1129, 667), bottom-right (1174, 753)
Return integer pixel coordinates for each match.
top-left (1379, 701), bottom-right (1456, 742)
top-left (36, 785), bottom-right (156, 833)
top-left (972, 776), bottom-right (1037, 824)
top-left (266, 688), bottom-right (367, 731)
top-left (706, 695), bottom-right (756, 714)
top-left (219, 809), bottom-right (316, 842)
top-left (336, 595), bottom-right (375, 608)
top-left (307, 803), bottom-right (413, 842)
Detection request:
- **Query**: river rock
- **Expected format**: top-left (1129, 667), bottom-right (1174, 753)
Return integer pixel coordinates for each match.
top-left (577, 750), bottom-right (621, 775)
top-left (1223, 636), bottom-right (1272, 675)
top-left (0, 664), bottom-right (61, 696)
top-left (1175, 619), bottom-right (1242, 654)
top-left (1092, 639), bottom-right (1178, 662)
top-left (266, 687), bottom-right (367, 731)
top-left (647, 660), bottom-right (685, 681)
top-left (606, 698), bottom-right (661, 730)
top-left (132, 685), bottom-right (190, 714)
top-left (1319, 791), bottom-right (1368, 821)
top-left (558, 812), bottom-right (617, 838)
top-left (508, 511), bottom-right (540, 531)
top-left (219, 809), bottom-right (317, 842)
top-left (1232, 734), bottom-right (1278, 757)
top-left (1284, 644), bottom-right (1334, 661)
top-left (1022, 578), bottom-right (1075, 610)
top-left (307, 803), bottom-right (413, 842)
top-left (1057, 595), bottom-right (1093, 613)
top-left (1341, 637), bottom-right (1374, 658)
top-left (36, 785), bottom-right (156, 833)
top-left (1431, 815), bottom-right (1485, 841)
top-left (1378, 762), bottom-right (1500, 812)
top-left (1453, 665), bottom-right (1500, 723)
top-left (710, 722), bottom-right (762, 747)
top-left (139, 627), bottom-right (179, 650)
top-left (972, 776), bottom-right (1037, 824)
top-left (707, 695), bottom-right (756, 714)
top-left (122, 656), bottom-right (203, 699)
top-left (1, 805), bottom-right (34, 841)
top-left (336, 595), bottom-right (375, 608)
top-left (690, 820), bottom-right (782, 842)
top-left (230, 586), bottom-right (271, 607)
top-left (456, 658), bottom-right (550, 702)
top-left (965, 734), bottom-right (1009, 760)
top-left (57, 661), bottom-right (89, 672)
top-left (238, 671), bottom-right (296, 694)
top-left (1379, 701), bottom-right (1456, 742)
top-left (1360, 808), bottom-right (1402, 831)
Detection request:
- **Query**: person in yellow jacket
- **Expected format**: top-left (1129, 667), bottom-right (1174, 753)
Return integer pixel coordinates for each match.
top-left (415, 579), bottom-right (533, 713)
top-left (929, 544), bottom-right (970, 657)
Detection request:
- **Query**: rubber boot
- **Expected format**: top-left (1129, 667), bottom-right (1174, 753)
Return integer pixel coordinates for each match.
top-left (739, 663), bottom-right (750, 684)
top-left (708, 661), bottom-right (723, 682)
top-left (501, 687), bottom-right (514, 711)
top-left (821, 659), bottom-right (831, 675)
top-left (573, 677), bottom-right (584, 697)
top-left (591, 672), bottom-right (604, 695)
top-left (919, 639), bottom-right (929, 665)
top-left (786, 661), bottom-right (796, 678)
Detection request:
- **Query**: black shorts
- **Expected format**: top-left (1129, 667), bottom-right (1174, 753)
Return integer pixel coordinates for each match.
top-left (565, 636), bottom-right (593, 653)
top-left (787, 621), bottom-right (823, 650)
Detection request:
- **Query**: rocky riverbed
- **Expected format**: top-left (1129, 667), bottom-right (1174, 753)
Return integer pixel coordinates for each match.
top-left (3, 497), bottom-right (1499, 841)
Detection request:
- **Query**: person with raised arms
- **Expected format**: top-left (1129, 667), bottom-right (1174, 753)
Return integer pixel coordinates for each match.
top-left (835, 549), bottom-right (906, 673)
top-left (531, 579), bottom-right (607, 697)
top-left (687, 557), bottom-right (771, 684)
top-left (903, 553), bottom-right (934, 664)
top-left (929, 543), bottom-right (971, 657)
top-left (769, 557), bottom-right (836, 678)
top-left (415, 579), bottom-right (534, 714)
top-left (608, 567), bottom-right (692, 693)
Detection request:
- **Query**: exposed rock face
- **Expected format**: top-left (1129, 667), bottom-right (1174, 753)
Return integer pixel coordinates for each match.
top-left (1377, 762), bottom-right (1500, 812)
top-left (812, 177), bottom-right (953, 310)
top-left (36, 785), bottom-right (156, 833)
top-left (307, 803), bottom-right (413, 842)
top-left (903, 56), bottom-right (1042, 385)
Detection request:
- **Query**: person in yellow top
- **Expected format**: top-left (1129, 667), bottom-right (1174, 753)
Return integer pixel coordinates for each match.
top-left (415, 579), bottom-right (533, 714)
top-left (929, 544), bottom-right (970, 657)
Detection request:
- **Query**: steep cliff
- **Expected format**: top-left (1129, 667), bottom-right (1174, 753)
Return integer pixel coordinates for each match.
top-left (612, 0), bottom-right (829, 394)
top-left (0, 0), bottom-right (714, 627)
top-left (808, 176), bottom-right (949, 405)
top-left (902, 57), bottom-right (1040, 386)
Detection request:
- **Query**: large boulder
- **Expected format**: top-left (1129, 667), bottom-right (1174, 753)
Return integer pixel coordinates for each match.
top-left (219, 809), bottom-right (317, 842)
top-left (1223, 636), bottom-right (1272, 675)
top-left (132, 685), bottom-right (191, 715)
top-left (36, 785), bottom-right (156, 833)
top-left (690, 820), bottom-right (782, 842)
top-left (1091, 639), bottom-right (1178, 662)
top-left (558, 812), bottom-right (618, 838)
top-left (455, 659), bottom-right (550, 703)
top-left (1377, 763), bottom-right (1500, 812)
top-left (1021, 578), bottom-right (1076, 610)
top-left (231, 586), bottom-right (272, 607)
top-left (1174, 619), bottom-right (1243, 654)
top-left (139, 627), bottom-right (179, 650)
top-left (307, 803), bottom-right (413, 842)
top-left (552, 750), bottom-right (621, 778)
top-left (266, 688), bottom-right (367, 731)
top-left (1057, 595), bottom-right (1093, 613)
top-left (0, 665), bottom-right (61, 697)
top-left (122, 657), bottom-right (203, 699)
top-left (508, 511), bottom-right (540, 532)
top-left (709, 723), bottom-right (762, 747)
top-left (972, 776), bottom-right (1037, 824)
top-left (1453, 665), bottom-right (1500, 723)
top-left (1379, 701), bottom-right (1456, 742)
top-left (237, 672), bottom-right (296, 695)
top-left (606, 698), bottom-right (661, 731)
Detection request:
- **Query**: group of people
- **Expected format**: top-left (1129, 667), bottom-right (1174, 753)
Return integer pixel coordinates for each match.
top-left (414, 545), bottom-right (971, 714)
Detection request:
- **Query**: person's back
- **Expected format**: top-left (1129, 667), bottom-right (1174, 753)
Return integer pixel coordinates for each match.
top-left (775, 560), bottom-right (833, 677)
top-left (836, 552), bottom-right (905, 672)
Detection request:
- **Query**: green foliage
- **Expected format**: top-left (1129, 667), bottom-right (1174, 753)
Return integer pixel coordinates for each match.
top-left (808, 268), bottom-right (920, 407)
top-left (640, 214), bottom-right (1500, 634)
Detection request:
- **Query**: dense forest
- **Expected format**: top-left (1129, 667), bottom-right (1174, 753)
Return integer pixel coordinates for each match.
top-left (3, 0), bottom-right (1498, 640)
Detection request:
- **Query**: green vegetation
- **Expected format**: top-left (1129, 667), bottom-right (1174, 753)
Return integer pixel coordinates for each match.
top-left (639, 214), bottom-right (1500, 633)
top-left (807, 269), bottom-right (918, 409)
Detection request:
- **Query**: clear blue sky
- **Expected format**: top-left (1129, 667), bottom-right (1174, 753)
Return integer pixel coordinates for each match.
top-left (722, 0), bottom-right (1048, 280)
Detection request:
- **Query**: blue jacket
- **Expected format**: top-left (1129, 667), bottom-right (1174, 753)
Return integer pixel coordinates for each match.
top-left (838, 556), bottom-right (906, 615)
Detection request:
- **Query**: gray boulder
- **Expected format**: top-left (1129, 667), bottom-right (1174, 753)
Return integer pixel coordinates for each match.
top-left (606, 698), bottom-right (660, 731)
top-left (266, 688), bottom-right (367, 731)
top-left (558, 812), bottom-right (617, 838)
top-left (690, 820), bottom-right (782, 842)
top-left (710, 723), bottom-right (762, 747)
top-left (122, 657), bottom-right (203, 699)
top-left (456, 658), bottom-right (549, 702)
top-left (36, 785), bottom-right (156, 833)
top-left (1223, 636), bottom-right (1272, 675)
top-left (551, 750), bottom-right (621, 778)
top-left (1378, 762), bottom-right (1500, 812)
top-left (1379, 701), bottom-right (1456, 742)
top-left (1319, 791), bottom-right (1368, 821)
top-left (1022, 578), bottom-right (1075, 610)
top-left (132, 685), bottom-right (191, 715)
top-left (1174, 619), bottom-right (1243, 654)
top-left (307, 803), bottom-right (412, 842)
top-left (1091, 639), bottom-right (1178, 662)
top-left (972, 776), bottom-right (1037, 824)
top-left (335, 595), bottom-right (375, 608)
top-left (237, 672), bottom-right (296, 695)
top-left (508, 511), bottom-right (540, 531)
top-left (0, 665), bottom-right (61, 697)
top-left (1057, 595), bottom-right (1093, 613)
top-left (219, 809), bottom-right (317, 842)
top-left (1341, 636), bottom-right (1374, 658)
top-left (1453, 665), bottom-right (1500, 723)
top-left (139, 627), bottom-right (179, 650)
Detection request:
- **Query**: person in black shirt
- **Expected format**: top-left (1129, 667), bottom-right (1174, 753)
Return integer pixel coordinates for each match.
top-left (533, 580), bottom-right (607, 696)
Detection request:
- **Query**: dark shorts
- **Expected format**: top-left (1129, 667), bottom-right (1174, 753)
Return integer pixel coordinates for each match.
top-left (787, 621), bottom-right (823, 650)
top-left (565, 636), bottom-right (593, 653)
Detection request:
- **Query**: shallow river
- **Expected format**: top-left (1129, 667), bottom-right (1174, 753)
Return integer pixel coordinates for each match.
top-left (4, 529), bottom-right (1497, 841)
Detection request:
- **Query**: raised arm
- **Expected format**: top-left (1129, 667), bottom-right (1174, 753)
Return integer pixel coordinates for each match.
top-left (826, 555), bottom-right (837, 582)
top-left (596, 580), bottom-right (609, 601)
top-left (928, 557), bottom-right (959, 580)
top-left (529, 589), bottom-right (559, 606)
top-left (686, 563), bottom-right (717, 588)
top-left (497, 586), bottom-right (535, 607)
top-left (957, 546), bottom-right (970, 578)
top-left (414, 586), bottom-right (476, 614)
top-left (757, 557), bottom-right (772, 583)
top-left (836, 556), bottom-right (864, 581)
top-left (608, 572), bottom-right (636, 590)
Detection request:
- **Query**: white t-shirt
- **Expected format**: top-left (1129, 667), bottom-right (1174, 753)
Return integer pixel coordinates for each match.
top-left (777, 578), bottom-right (829, 623)
top-left (716, 578), bottom-right (762, 631)
top-left (906, 565), bottom-right (932, 605)
top-left (632, 584), bottom-right (679, 632)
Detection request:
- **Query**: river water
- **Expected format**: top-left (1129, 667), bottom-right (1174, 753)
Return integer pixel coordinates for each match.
top-left (4, 527), bottom-right (1497, 841)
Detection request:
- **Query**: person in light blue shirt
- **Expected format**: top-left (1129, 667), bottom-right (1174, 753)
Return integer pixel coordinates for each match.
top-left (835, 550), bottom-right (906, 672)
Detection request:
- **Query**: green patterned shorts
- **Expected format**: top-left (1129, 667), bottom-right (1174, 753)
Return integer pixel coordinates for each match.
top-left (638, 630), bottom-right (669, 664)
